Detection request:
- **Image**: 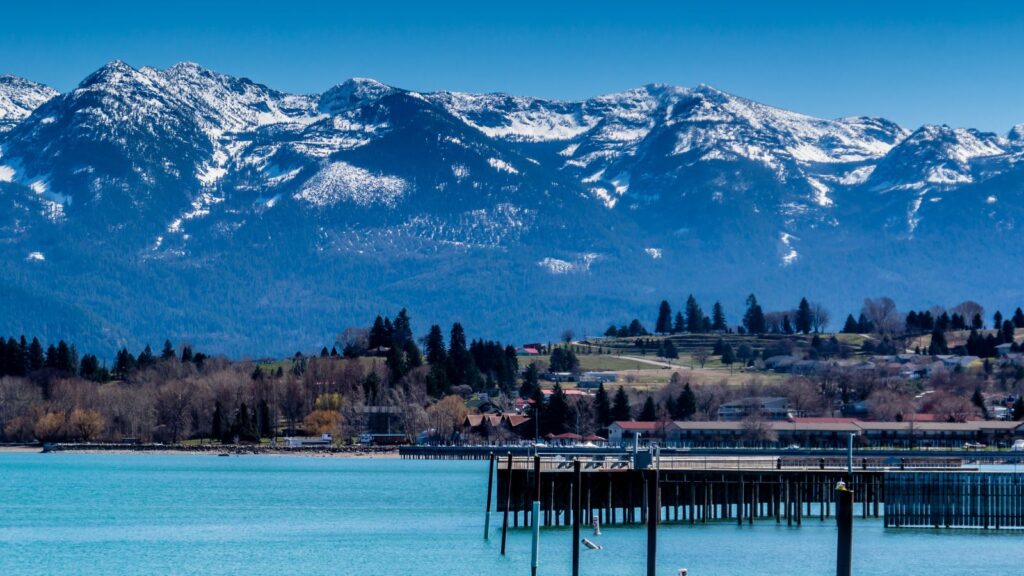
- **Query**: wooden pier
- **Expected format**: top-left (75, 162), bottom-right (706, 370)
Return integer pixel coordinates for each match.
top-left (487, 453), bottom-right (1024, 530)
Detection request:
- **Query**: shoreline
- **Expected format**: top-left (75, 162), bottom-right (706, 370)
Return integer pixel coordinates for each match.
top-left (0, 444), bottom-right (401, 458)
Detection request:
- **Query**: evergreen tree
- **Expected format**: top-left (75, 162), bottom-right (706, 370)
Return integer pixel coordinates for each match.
top-left (743, 294), bottom-right (766, 334)
top-left (711, 302), bottom-right (727, 331)
top-left (594, 383), bottom-right (613, 428)
top-left (672, 312), bottom-right (685, 334)
top-left (114, 348), bottom-right (136, 378)
top-left (720, 343), bottom-right (736, 365)
top-left (627, 319), bottom-right (647, 337)
top-left (782, 315), bottom-right (794, 335)
top-left (541, 383), bottom-right (570, 435)
top-left (369, 315), bottom-right (388, 349)
top-left (638, 397), bottom-right (658, 421)
top-left (1002, 320), bottom-right (1016, 345)
top-left (549, 347), bottom-right (579, 372)
top-left (519, 363), bottom-right (539, 399)
top-left (137, 345), bottom-right (155, 369)
top-left (1014, 308), bottom-right (1024, 329)
top-left (971, 388), bottom-right (988, 419)
top-left (79, 354), bottom-right (101, 381)
top-left (181, 345), bottom-right (193, 363)
top-left (611, 386), bottom-right (632, 422)
top-left (656, 300), bottom-right (673, 334)
top-left (685, 295), bottom-right (704, 333)
top-left (604, 325), bottom-right (618, 337)
top-left (677, 383), bottom-right (697, 420)
top-left (320, 346), bottom-right (330, 358)
top-left (796, 298), bottom-right (812, 334)
top-left (928, 327), bottom-right (949, 355)
top-left (425, 325), bottom-right (447, 366)
top-left (972, 313), bottom-right (984, 331)
top-left (842, 314), bottom-right (859, 334)
top-left (713, 338), bottom-right (725, 355)
top-left (161, 340), bottom-right (176, 360)
top-left (661, 339), bottom-right (679, 359)
top-left (994, 311), bottom-right (1003, 331)
top-left (27, 337), bottom-right (44, 371)
top-left (857, 312), bottom-right (874, 333)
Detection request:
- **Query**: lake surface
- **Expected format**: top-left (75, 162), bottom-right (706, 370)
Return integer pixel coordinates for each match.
top-left (0, 454), bottom-right (1021, 575)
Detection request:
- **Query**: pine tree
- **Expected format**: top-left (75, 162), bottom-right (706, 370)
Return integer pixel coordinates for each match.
top-left (782, 315), bottom-right (794, 335)
top-left (1002, 320), bottom-right (1016, 345)
top-left (1014, 308), bottom-right (1024, 329)
top-left (685, 295), bottom-right (703, 333)
top-left (711, 302), bottom-right (726, 331)
top-left (180, 345), bottom-right (193, 363)
top-left (972, 313), bottom-right (984, 331)
top-left (137, 345), bottom-right (155, 368)
top-left (661, 339), bottom-right (679, 359)
top-left (721, 343), bottom-right (736, 365)
top-left (541, 383), bottom-right (570, 435)
top-left (594, 383), bottom-right (612, 428)
top-left (161, 339), bottom-right (176, 360)
top-left (611, 386), bottom-right (632, 422)
top-left (928, 327), bottom-right (948, 355)
top-left (639, 397), bottom-right (658, 421)
top-left (677, 383), bottom-right (697, 420)
top-left (369, 315), bottom-right (388, 349)
top-left (656, 300), bottom-right (673, 334)
top-left (519, 363), bottom-right (539, 399)
top-left (672, 312), bottom-right (685, 334)
top-left (994, 311), bottom-right (1003, 331)
top-left (743, 294), bottom-right (766, 334)
top-left (425, 325), bottom-right (447, 366)
top-left (842, 314), bottom-right (859, 333)
top-left (28, 337), bottom-right (44, 371)
top-left (258, 400), bottom-right (273, 438)
top-left (796, 298), bottom-right (812, 334)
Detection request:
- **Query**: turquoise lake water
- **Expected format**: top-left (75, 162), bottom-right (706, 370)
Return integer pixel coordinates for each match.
top-left (0, 454), bottom-right (1021, 575)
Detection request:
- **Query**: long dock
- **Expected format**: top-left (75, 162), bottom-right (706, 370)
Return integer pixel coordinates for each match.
top-left (484, 452), bottom-right (1024, 530)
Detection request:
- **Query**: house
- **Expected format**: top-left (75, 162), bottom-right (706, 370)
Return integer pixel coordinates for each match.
top-left (577, 371), bottom-right (618, 388)
top-left (608, 421), bottom-right (665, 445)
top-left (667, 419), bottom-right (1024, 448)
top-left (718, 397), bottom-right (792, 421)
top-left (283, 433), bottom-right (333, 447)
top-left (462, 413), bottom-right (532, 439)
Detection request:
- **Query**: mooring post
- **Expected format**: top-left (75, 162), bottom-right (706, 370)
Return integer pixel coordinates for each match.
top-left (572, 459), bottom-right (582, 576)
top-left (501, 452), bottom-right (512, 556)
top-left (485, 452), bottom-right (494, 540)
top-left (847, 433), bottom-right (854, 475)
top-left (646, 470), bottom-right (658, 576)
top-left (836, 487), bottom-right (853, 576)
top-left (531, 454), bottom-right (541, 575)
top-left (531, 500), bottom-right (541, 575)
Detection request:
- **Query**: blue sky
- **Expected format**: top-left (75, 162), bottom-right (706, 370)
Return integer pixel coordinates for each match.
top-left (2, 0), bottom-right (1023, 132)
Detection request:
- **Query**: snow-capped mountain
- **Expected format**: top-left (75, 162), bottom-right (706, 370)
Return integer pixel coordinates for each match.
top-left (2, 61), bottom-right (1023, 355)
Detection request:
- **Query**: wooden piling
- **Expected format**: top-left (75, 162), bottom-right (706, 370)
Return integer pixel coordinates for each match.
top-left (484, 452), bottom-right (494, 539)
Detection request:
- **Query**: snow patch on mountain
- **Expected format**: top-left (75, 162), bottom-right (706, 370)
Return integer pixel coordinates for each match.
top-left (487, 158), bottom-right (519, 174)
top-left (295, 161), bottom-right (408, 207)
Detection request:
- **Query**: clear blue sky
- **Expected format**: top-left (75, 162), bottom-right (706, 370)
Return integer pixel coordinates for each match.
top-left (2, 0), bottom-right (1023, 132)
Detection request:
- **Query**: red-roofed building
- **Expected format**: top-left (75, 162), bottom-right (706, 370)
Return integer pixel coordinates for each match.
top-left (608, 421), bottom-right (667, 445)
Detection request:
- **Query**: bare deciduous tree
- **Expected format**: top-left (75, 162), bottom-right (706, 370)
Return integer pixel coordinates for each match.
top-left (862, 297), bottom-right (900, 335)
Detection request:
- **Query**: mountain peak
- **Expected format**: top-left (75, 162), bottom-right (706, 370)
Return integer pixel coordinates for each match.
top-left (318, 77), bottom-right (397, 115)
top-left (0, 75), bottom-right (59, 123)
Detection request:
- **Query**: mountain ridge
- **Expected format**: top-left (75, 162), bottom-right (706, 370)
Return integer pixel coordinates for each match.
top-left (2, 61), bottom-right (1022, 356)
